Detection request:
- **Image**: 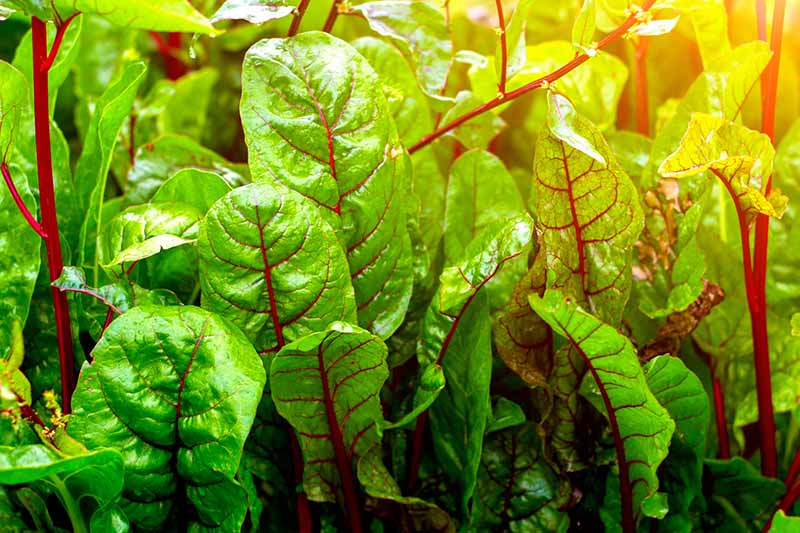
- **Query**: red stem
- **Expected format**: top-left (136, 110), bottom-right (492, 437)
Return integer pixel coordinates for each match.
top-left (289, 431), bottom-right (313, 533)
top-left (693, 339), bottom-right (731, 458)
top-left (407, 0), bottom-right (657, 154)
top-left (634, 37), bottom-right (649, 136)
top-left (495, 0), bottom-right (508, 94)
top-left (322, 0), bottom-right (341, 33)
top-left (785, 446), bottom-right (800, 489)
top-left (762, 480), bottom-right (800, 532)
top-left (288, 0), bottom-right (311, 36)
top-left (41, 13), bottom-right (79, 72)
top-left (31, 17), bottom-right (77, 414)
top-left (1, 163), bottom-right (46, 238)
top-left (149, 32), bottom-right (186, 80)
top-left (128, 114), bottom-right (136, 165)
top-left (751, 0), bottom-right (786, 479)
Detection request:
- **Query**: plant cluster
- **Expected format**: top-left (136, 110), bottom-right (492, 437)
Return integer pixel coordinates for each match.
top-left (0, 0), bottom-right (799, 532)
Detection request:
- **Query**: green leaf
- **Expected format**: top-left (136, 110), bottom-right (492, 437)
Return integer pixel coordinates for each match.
top-left (547, 91), bottom-right (606, 165)
top-left (440, 90), bottom-right (506, 150)
top-left (350, 0), bottom-right (452, 98)
top-left (659, 113), bottom-right (782, 225)
top-left (533, 94), bottom-right (643, 323)
top-left (99, 202), bottom-right (201, 268)
top-left (76, 61), bottom-right (147, 284)
top-left (770, 511), bottom-right (800, 532)
top-left (150, 168), bottom-right (232, 213)
top-left (630, 16), bottom-right (680, 37)
top-left (486, 397), bottom-right (527, 434)
top-left (198, 181), bottom-right (357, 356)
top-left (792, 313), bottom-right (800, 336)
top-left (210, 0), bottom-right (294, 24)
top-left (704, 458), bottom-right (785, 525)
top-left (0, 444), bottom-right (124, 533)
top-left (643, 355), bottom-right (709, 453)
top-left (148, 68), bottom-right (219, 142)
top-left (240, 31), bottom-right (413, 338)
top-left (0, 61), bottom-right (27, 156)
top-left (126, 135), bottom-right (248, 205)
top-left (497, 0), bottom-right (533, 83)
top-left (353, 36), bottom-right (434, 147)
top-left (381, 364), bottom-right (444, 431)
top-left (68, 305), bottom-right (266, 531)
top-left (530, 290), bottom-right (674, 524)
top-left (270, 322), bottom-right (388, 503)
top-left (53, 0), bottom-right (217, 34)
top-left (471, 424), bottom-right (566, 531)
top-left (571, 0), bottom-right (596, 48)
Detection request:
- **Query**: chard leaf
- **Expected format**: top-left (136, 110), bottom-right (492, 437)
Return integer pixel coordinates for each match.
top-left (100, 202), bottom-right (201, 268)
top-left (547, 92), bottom-right (606, 166)
top-left (52, 0), bottom-right (217, 34)
top-left (471, 423), bottom-right (567, 531)
top-left (660, 115), bottom-right (783, 225)
top-left (76, 61), bottom-right (147, 284)
top-left (497, 0), bottom-right (533, 83)
top-left (530, 290), bottom-right (675, 526)
top-left (419, 216), bottom-right (534, 511)
top-left (534, 92), bottom-right (642, 323)
top-left (643, 356), bottom-right (709, 454)
top-left (0, 63), bottom-right (40, 359)
top-left (126, 135), bottom-right (248, 205)
top-left (150, 168), bottom-right (232, 213)
top-left (0, 444), bottom-right (125, 531)
top-left (349, 1), bottom-right (452, 98)
top-left (704, 458), bottom-right (785, 525)
top-left (198, 181), bottom-right (357, 357)
top-left (240, 31), bottom-right (413, 339)
top-left (571, 0), bottom-right (596, 49)
top-left (771, 511), bottom-right (800, 531)
top-left (353, 36), bottom-right (434, 147)
top-left (440, 90), bottom-right (506, 150)
top-left (210, 0), bottom-right (294, 24)
top-left (69, 306), bottom-right (266, 531)
top-left (147, 68), bottom-right (219, 142)
top-left (382, 364), bottom-right (444, 431)
top-left (270, 322), bottom-right (388, 503)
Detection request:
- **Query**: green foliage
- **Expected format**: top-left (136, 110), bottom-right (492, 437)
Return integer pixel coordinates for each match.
top-left (0, 1), bottom-right (798, 531)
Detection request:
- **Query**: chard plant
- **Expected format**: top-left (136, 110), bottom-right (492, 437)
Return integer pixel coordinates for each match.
top-left (0, 0), bottom-right (799, 531)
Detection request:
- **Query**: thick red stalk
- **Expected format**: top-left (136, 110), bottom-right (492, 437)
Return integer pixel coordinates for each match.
top-left (288, 0), bottom-right (311, 36)
top-left (322, 0), bottom-right (341, 33)
top-left (693, 339), bottom-right (731, 458)
top-left (634, 37), bottom-right (649, 136)
top-left (408, 0), bottom-right (657, 154)
top-left (1, 163), bottom-right (46, 238)
top-left (495, 0), bottom-right (508, 94)
top-left (751, 0), bottom-right (786, 478)
top-left (31, 17), bottom-right (76, 414)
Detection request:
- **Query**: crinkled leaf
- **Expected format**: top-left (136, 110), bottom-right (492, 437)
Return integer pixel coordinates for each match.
top-left (498, 0), bottom-right (533, 83)
top-left (126, 135), bottom-right (248, 205)
top-left (643, 355), bottom-right (709, 453)
top-left (350, 0), bottom-right (452, 98)
top-left (151, 168), bottom-right (232, 213)
top-left (99, 202), bottom-right (201, 268)
top-left (198, 181), bottom-right (357, 356)
top-left (69, 306), bottom-right (266, 530)
top-left (240, 31), bottom-right (413, 338)
top-left (270, 322), bottom-right (388, 503)
top-left (471, 423), bottom-right (566, 531)
top-left (533, 95), bottom-right (643, 323)
top-left (659, 113), bottom-right (781, 225)
top-left (76, 61), bottom-right (147, 284)
top-left (530, 290), bottom-right (674, 523)
top-left (52, 0), bottom-right (217, 34)
top-left (210, 0), bottom-right (294, 24)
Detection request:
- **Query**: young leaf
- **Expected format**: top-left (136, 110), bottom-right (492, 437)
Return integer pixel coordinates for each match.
top-left (198, 181), bottom-right (357, 356)
top-left (497, 0), bottom-right (533, 83)
top-left (76, 61), bottom-right (147, 283)
top-left (529, 290), bottom-right (675, 529)
top-left (150, 168), bottom-right (232, 213)
top-left (534, 93), bottom-right (643, 323)
top-left (52, 0), bottom-right (217, 34)
top-left (210, 0), bottom-right (295, 24)
top-left (659, 113), bottom-right (784, 225)
top-left (126, 135), bottom-right (248, 205)
top-left (349, 1), bottom-right (452, 98)
top-left (99, 202), bottom-right (201, 268)
top-left (68, 305), bottom-right (266, 530)
top-left (572, 0), bottom-right (596, 49)
top-left (471, 423), bottom-right (567, 531)
top-left (440, 90), bottom-right (506, 150)
top-left (240, 31), bottom-right (413, 338)
top-left (270, 322), bottom-right (388, 503)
